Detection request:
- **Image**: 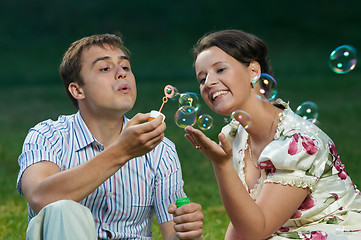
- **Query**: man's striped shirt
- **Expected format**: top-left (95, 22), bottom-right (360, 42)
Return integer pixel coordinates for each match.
top-left (17, 111), bottom-right (186, 239)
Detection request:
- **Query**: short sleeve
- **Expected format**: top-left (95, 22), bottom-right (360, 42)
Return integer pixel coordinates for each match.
top-left (17, 125), bottom-right (61, 195)
top-left (258, 133), bottom-right (327, 192)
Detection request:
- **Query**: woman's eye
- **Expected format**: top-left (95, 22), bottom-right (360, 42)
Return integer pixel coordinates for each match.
top-left (217, 67), bottom-right (225, 73)
top-left (199, 78), bottom-right (206, 84)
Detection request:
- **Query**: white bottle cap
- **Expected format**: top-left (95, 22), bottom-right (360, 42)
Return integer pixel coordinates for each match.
top-left (149, 110), bottom-right (165, 122)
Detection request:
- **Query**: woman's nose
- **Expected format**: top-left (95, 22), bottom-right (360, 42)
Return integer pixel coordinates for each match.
top-left (205, 74), bottom-right (217, 87)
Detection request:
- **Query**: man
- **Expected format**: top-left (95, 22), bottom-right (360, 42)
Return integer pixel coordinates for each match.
top-left (17, 33), bottom-right (203, 239)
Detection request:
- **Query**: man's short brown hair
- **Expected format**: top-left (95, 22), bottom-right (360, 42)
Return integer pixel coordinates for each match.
top-left (59, 33), bottom-right (130, 108)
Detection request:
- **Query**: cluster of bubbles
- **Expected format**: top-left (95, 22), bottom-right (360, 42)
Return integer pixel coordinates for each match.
top-left (166, 44), bottom-right (358, 131)
top-left (294, 44), bottom-right (358, 124)
top-left (227, 73), bottom-right (278, 127)
top-left (163, 85), bottom-right (214, 130)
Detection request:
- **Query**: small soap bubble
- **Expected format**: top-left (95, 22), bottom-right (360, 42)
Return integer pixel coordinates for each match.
top-left (295, 121), bottom-right (319, 137)
top-left (197, 114), bottom-right (213, 130)
top-left (174, 106), bottom-right (197, 128)
top-left (329, 45), bottom-right (357, 74)
top-left (295, 101), bottom-right (319, 123)
top-left (230, 110), bottom-right (252, 129)
top-left (178, 92), bottom-right (200, 111)
top-left (253, 73), bottom-right (278, 101)
top-left (164, 85), bottom-right (179, 99)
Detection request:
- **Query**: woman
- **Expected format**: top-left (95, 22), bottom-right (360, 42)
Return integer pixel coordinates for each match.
top-left (185, 29), bottom-right (361, 239)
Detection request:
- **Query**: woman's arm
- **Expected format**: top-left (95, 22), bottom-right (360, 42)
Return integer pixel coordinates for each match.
top-left (185, 126), bottom-right (308, 239)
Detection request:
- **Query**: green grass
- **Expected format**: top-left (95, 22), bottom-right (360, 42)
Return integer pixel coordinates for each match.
top-left (1, 65), bottom-right (361, 239)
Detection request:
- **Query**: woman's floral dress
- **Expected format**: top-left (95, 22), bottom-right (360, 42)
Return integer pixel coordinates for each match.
top-left (221, 99), bottom-right (361, 240)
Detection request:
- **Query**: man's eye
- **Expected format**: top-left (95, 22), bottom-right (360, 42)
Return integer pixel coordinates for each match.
top-left (199, 77), bottom-right (206, 84)
top-left (122, 66), bottom-right (130, 71)
top-left (100, 67), bottom-right (110, 72)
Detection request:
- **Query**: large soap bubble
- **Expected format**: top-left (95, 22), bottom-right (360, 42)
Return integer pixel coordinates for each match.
top-left (174, 106), bottom-right (197, 128)
top-left (329, 45), bottom-right (357, 74)
top-left (197, 114), bottom-right (213, 130)
top-left (230, 110), bottom-right (252, 129)
top-left (253, 73), bottom-right (278, 101)
top-left (295, 101), bottom-right (319, 123)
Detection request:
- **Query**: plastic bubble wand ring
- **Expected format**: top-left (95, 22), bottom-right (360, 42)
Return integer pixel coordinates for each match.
top-left (148, 85), bottom-right (177, 121)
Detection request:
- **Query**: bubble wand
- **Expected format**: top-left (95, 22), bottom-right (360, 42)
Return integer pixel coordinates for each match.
top-left (148, 85), bottom-right (178, 121)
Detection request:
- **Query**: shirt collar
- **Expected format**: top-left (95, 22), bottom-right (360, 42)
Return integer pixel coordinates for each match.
top-left (73, 111), bottom-right (129, 151)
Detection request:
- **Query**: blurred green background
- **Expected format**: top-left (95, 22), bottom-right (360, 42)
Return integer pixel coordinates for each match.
top-left (1, 0), bottom-right (361, 239)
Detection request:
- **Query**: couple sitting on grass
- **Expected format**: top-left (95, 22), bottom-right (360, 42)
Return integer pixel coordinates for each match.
top-left (17, 30), bottom-right (361, 239)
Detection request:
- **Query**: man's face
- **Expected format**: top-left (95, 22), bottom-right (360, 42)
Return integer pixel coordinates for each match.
top-left (78, 44), bottom-right (137, 116)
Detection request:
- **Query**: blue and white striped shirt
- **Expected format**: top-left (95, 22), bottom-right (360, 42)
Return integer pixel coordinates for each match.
top-left (17, 111), bottom-right (186, 239)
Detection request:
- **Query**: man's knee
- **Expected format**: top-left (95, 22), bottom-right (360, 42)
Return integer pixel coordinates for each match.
top-left (44, 200), bottom-right (81, 212)
top-left (27, 200), bottom-right (97, 240)
top-left (43, 200), bottom-right (93, 220)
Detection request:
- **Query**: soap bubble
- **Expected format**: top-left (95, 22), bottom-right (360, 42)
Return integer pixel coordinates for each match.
top-left (197, 114), bottom-right (213, 130)
top-left (253, 73), bottom-right (278, 101)
top-left (295, 121), bottom-right (319, 137)
top-left (178, 92), bottom-right (200, 111)
top-left (174, 106), bottom-right (197, 128)
top-left (295, 101), bottom-right (319, 123)
top-left (230, 110), bottom-right (251, 129)
top-left (164, 85), bottom-right (179, 99)
top-left (329, 45), bottom-right (357, 74)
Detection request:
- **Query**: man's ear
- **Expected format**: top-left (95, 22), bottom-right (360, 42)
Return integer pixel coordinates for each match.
top-left (68, 82), bottom-right (85, 100)
top-left (249, 61), bottom-right (261, 85)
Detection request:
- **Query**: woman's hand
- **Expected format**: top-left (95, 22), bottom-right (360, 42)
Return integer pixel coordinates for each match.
top-left (184, 126), bottom-right (233, 166)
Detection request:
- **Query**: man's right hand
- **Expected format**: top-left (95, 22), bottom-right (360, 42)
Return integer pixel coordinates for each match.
top-left (111, 112), bottom-right (166, 163)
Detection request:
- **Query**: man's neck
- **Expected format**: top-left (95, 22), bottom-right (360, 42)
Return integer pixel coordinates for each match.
top-left (79, 109), bottom-right (125, 148)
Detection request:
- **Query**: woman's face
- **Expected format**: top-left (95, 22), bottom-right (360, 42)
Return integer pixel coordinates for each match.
top-left (194, 46), bottom-right (259, 116)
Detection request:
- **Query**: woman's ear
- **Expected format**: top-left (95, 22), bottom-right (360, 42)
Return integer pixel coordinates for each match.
top-left (68, 82), bottom-right (85, 100)
top-left (249, 61), bottom-right (261, 86)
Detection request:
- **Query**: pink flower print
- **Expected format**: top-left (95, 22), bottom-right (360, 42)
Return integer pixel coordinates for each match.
top-left (301, 137), bottom-right (318, 155)
top-left (298, 195), bottom-right (315, 211)
top-left (277, 227), bottom-right (290, 233)
top-left (338, 171), bottom-right (348, 180)
top-left (288, 133), bottom-right (318, 156)
top-left (258, 160), bottom-right (276, 174)
top-left (330, 193), bottom-right (339, 200)
top-left (290, 210), bottom-right (302, 219)
top-left (291, 195), bottom-right (315, 219)
top-left (288, 134), bottom-right (302, 155)
top-left (329, 141), bottom-right (348, 180)
top-left (329, 141), bottom-right (339, 160)
top-left (308, 231), bottom-right (328, 240)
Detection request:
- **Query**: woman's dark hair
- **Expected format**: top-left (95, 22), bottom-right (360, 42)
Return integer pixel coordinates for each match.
top-left (193, 29), bottom-right (272, 75)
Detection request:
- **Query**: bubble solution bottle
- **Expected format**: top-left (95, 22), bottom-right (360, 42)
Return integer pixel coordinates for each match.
top-left (175, 198), bottom-right (191, 240)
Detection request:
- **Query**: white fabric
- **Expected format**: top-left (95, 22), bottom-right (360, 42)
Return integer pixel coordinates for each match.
top-left (26, 200), bottom-right (97, 240)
